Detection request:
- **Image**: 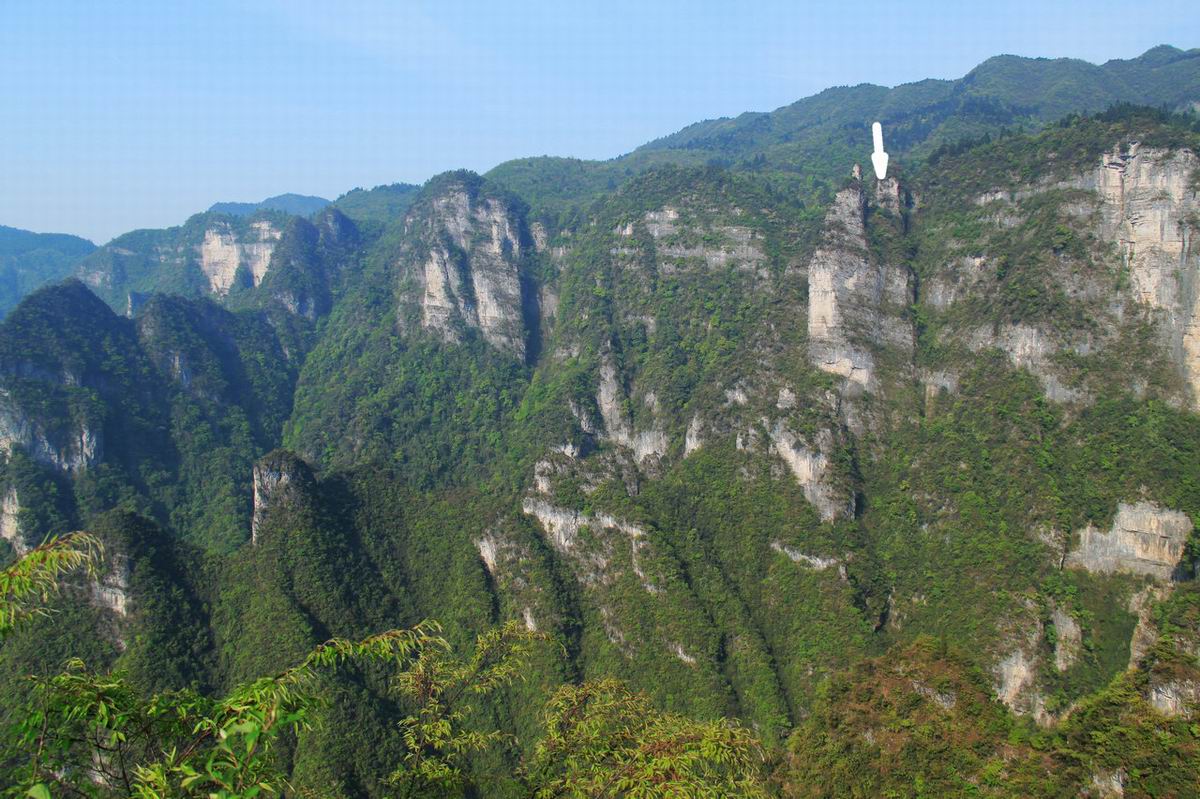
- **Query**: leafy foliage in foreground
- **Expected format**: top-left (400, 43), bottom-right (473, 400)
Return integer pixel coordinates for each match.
top-left (0, 533), bottom-right (101, 636)
top-left (10, 626), bottom-right (444, 798)
top-left (0, 539), bottom-right (769, 797)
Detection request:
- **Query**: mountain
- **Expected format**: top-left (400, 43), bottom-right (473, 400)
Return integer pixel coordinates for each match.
top-left (3, 50), bottom-right (1200, 797)
top-left (207, 192), bottom-right (331, 217)
top-left (0, 225), bottom-right (95, 318)
top-left (487, 45), bottom-right (1200, 215)
top-left (74, 205), bottom-right (362, 320)
top-left (331, 182), bottom-right (421, 226)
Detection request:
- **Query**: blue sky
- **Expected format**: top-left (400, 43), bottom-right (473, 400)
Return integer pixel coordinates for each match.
top-left (2, 1), bottom-right (1197, 243)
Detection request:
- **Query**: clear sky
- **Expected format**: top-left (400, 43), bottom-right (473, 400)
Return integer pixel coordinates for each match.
top-left (2, 1), bottom-right (1197, 243)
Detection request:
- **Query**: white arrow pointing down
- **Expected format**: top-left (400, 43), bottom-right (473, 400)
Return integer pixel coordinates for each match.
top-left (871, 121), bottom-right (889, 180)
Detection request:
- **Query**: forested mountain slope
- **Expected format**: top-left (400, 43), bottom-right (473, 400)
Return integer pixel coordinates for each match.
top-left (0, 225), bottom-right (95, 319)
top-left (2, 68), bottom-right (1200, 797)
top-left (488, 45), bottom-right (1200, 217)
top-left (208, 193), bottom-right (331, 218)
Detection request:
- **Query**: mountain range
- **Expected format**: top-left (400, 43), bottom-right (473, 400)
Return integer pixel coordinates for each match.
top-left (2, 45), bottom-right (1200, 797)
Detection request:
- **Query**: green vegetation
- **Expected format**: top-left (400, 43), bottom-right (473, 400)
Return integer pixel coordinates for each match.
top-left (1, 543), bottom-right (769, 797)
top-left (488, 47), bottom-right (1200, 218)
top-left (332, 183), bottom-right (421, 232)
top-left (0, 225), bottom-right (95, 319)
top-left (783, 637), bottom-right (1200, 798)
top-left (3, 90), bottom-right (1200, 796)
top-left (209, 193), bottom-right (331, 218)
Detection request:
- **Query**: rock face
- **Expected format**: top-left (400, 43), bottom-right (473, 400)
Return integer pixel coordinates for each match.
top-left (91, 551), bottom-right (130, 620)
top-left (199, 220), bottom-right (281, 296)
top-left (595, 352), bottom-right (667, 464)
top-left (251, 450), bottom-right (316, 544)
top-left (632, 205), bottom-right (767, 273)
top-left (0, 389), bottom-right (101, 473)
top-left (972, 145), bottom-right (1200, 404)
top-left (964, 324), bottom-right (1088, 403)
top-left (1052, 605), bottom-right (1082, 672)
top-left (932, 145), bottom-right (1200, 408)
top-left (256, 213), bottom-right (353, 321)
top-left (400, 178), bottom-right (530, 360)
top-left (1090, 769), bottom-right (1127, 799)
top-left (1089, 146), bottom-right (1200, 398)
top-left (1148, 678), bottom-right (1200, 717)
top-left (806, 180), bottom-right (913, 393)
top-left (767, 423), bottom-right (852, 522)
top-left (1128, 585), bottom-right (1170, 663)
top-left (521, 497), bottom-right (656, 593)
top-left (992, 600), bottom-right (1050, 722)
top-left (994, 646), bottom-right (1040, 716)
top-left (770, 540), bottom-right (841, 572)
top-left (0, 484), bottom-right (24, 554)
top-left (1065, 501), bottom-right (1193, 580)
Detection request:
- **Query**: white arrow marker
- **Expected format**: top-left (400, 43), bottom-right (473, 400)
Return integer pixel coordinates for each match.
top-left (870, 121), bottom-right (889, 180)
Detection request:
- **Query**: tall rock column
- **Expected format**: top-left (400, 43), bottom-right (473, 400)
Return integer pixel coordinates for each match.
top-left (806, 174), bottom-right (913, 396)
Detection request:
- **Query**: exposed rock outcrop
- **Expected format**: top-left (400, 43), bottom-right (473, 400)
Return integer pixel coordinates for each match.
top-left (251, 450), bottom-right (316, 544)
top-left (400, 177), bottom-right (530, 360)
top-left (964, 324), bottom-right (1088, 403)
top-left (910, 679), bottom-right (957, 710)
top-left (0, 389), bottom-right (101, 473)
top-left (1148, 678), bottom-right (1200, 717)
top-left (767, 422), bottom-right (852, 522)
top-left (770, 540), bottom-right (845, 578)
top-left (0, 484), bottom-right (24, 554)
top-left (806, 180), bottom-right (913, 393)
top-left (632, 205), bottom-right (767, 274)
top-left (521, 497), bottom-right (657, 593)
top-left (994, 646), bottom-right (1041, 717)
top-left (1128, 585), bottom-right (1171, 663)
top-left (90, 550), bottom-right (130, 621)
top-left (1092, 147), bottom-right (1200, 391)
top-left (199, 220), bottom-right (281, 296)
top-left (1065, 501), bottom-right (1193, 580)
top-left (992, 600), bottom-right (1050, 723)
top-left (969, 145), bottom-right (1200, 404)
top-left (475, 524), bottom-right (554, 633)
top-left (1089, 769), bottom-right (1127, 798)
top-left (684, 416), bottom-right (703, 456)
top-left (595, 352), bottom-right (667, 464)
top-left (1052, 604), bottom-right (1082, 672)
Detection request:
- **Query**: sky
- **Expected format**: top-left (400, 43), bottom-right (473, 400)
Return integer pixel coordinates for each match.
top-left (2, 1), bottom-right (1198, 243)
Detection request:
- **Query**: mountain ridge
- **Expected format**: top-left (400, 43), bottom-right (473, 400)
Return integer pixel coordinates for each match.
top-left (0, 224), bottom-right (96, 320)
top-left (207, 192), bottom-right (331, 218)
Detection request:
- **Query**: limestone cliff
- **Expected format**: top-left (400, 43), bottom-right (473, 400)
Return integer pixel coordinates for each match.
top-left (199, 219), bottom-right (281, 296)
top-left (937, 142), bottom-right (1200, 406)
top-left (0, 387), bottom-right (101, 473)
top-left (396, 174), bottom-right (532, 360)
top-left (593, 350), bottom-right (667, 464)
top-left (767, 422), bottom-right (853, 522)
top-left (0, 483), bottom-right (24, 554)
top-left (1065, 501), bottom-right (1193, 581)
top-left (257, 209), bottom-right (360, 320)
top-left (75, 212), bottom-right (295, 312)
top-left (806, 177), bottom-right (913, 394)
top-left (1090, 145), bottom-right (1200, 401)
